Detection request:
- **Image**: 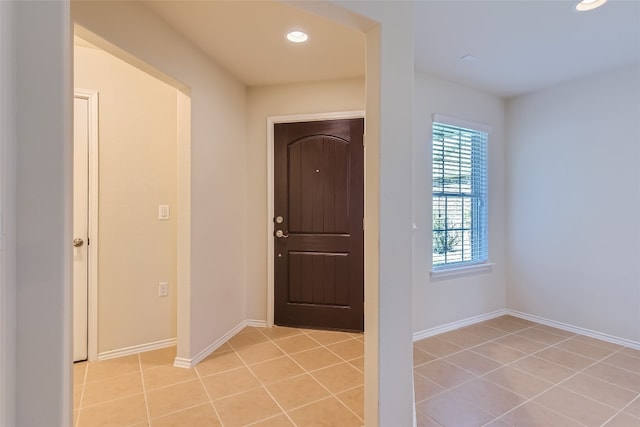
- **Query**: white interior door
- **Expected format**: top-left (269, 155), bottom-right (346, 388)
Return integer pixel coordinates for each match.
top-left (73, 96), bottom-right (89, 362)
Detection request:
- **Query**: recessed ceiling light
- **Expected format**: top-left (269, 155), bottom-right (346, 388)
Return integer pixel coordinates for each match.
top-left (461, 54), bottom-right (477, 62)
top-left (576, 0), bottom-right (607, 12)
top-left (286, 31), bottom-right (308, 43)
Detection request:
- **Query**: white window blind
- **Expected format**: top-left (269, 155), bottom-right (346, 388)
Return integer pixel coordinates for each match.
top-left (432, 121), bottom-right (488, 268)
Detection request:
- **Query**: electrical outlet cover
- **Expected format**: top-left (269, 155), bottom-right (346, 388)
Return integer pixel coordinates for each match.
top-left (158, 281), bottom-right (169, 297)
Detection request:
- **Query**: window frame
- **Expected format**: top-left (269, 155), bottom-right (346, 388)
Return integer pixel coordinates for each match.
top-left (430, 114), bottom-right (493, 278)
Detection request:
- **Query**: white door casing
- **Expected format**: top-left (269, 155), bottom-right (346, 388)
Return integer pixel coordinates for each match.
top-left (73, 95), bottom-right (88, 361)
top-left (73, 89), bottom-right (98, 362)
top-left (266, 111), bottom-right (365, 327)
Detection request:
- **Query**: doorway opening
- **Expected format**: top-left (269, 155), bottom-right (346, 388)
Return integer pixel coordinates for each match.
top-left (73, 30), bottom-right (191, 363)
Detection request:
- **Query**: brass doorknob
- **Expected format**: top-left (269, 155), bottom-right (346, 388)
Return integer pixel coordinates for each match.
top-left (73, 238), bottom-right (84, 247)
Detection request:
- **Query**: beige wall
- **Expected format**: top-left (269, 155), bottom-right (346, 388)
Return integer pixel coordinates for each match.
top-left (75, 44), bottom-right (178, 353)
top-left (245, 78), bottom-right (365, 321)
top-left (73, 0), bottom-right (248, 360)
top-left (506, 64), bottom-right (640, 343)
top-left (413, 72), bottom-right (507, 332)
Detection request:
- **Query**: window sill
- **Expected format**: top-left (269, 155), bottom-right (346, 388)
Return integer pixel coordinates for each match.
top-left (430, 262), bottom-right (495, 280)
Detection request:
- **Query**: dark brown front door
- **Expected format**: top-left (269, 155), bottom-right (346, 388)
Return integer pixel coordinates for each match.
top-left (274, 118), bottom-right (364, 332)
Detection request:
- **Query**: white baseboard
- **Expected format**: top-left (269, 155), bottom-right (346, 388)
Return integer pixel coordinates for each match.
top-left (173, 319), bottom-right (267, 369)
top-left (174, 321), bottom-right (245, 368)
top-left (97, 338), bottom-right (176, 361)
top-left (412, 309), bottom-right (640, 350)
top-left (245, 319), bottom-right (267, 328)
top-left (507, 310), bottom-right (640, 350)
top-left (172, 356), bottom-right (194, 369)
top-left (413, 309), bottom-right (507, 342)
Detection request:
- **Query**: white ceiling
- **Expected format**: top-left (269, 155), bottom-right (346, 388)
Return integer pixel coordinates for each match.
top-left (143, 0), bottom-right (640, 98)
top-left (142, 0), bottom-right (366, 86)
top-left (415, 0), bottom-right (640, 97)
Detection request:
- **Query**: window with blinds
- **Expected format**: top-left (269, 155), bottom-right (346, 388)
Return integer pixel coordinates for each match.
top-left (432, 121), bottom-right (488, 268)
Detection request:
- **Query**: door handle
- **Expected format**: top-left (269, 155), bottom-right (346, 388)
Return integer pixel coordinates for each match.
top-left (275, 230), bottom-right (289, 239)
top-left (73, 238), bottom-right (84, 247)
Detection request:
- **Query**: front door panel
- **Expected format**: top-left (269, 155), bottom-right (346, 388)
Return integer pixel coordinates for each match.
top-left (274, 118), bottom-right (364, 331)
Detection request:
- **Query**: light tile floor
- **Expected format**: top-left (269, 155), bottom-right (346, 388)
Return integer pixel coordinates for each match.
top-left (414, 316), bottom-right (640, 427)
top-left (73, 316), bottom-right (640, 426)
top-left (74, 327), bottom-right (364, 427)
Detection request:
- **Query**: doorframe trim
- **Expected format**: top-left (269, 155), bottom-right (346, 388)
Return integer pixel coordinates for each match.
top-left (266, 110), bottom-right (365, 327)
top-left (74, 88), bottom-right (99, 361)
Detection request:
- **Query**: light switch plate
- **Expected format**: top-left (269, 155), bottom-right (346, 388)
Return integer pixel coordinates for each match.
top-left (158, 204), bottom-right (170, 220)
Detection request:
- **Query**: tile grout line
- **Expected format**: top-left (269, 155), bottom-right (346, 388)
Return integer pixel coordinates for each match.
top-left (490, 334), bottom-right (623, 426)
top-left (290, 329), bottom-right (365, 422)
top-left (137, 353), bottom-right (153, 426)
top-left (597, 345), bottom-right (640, 376)
top-left (75, 367), bottom-right (149, 422)
top-left (138, 349), bottom-right (220, 425)
top-left (243, 413), bottom-right (290, 427)
top-left (413, 325), bottom-right (546, 409)
top-left (597, 389), bottom-right (640, 426)
top-left (193, 352), bottom-right (228, 427)
top-left (414, 329), bottom-right (569, 404)
top-left (475, 330), bottom-right (633, 426)
top-left (74, 363), bottom-right (88, 427)
top-left (265, 329), bottom-right (365, 424)
top-left (419, 322), bottom-right (560, 363)
top-left (237, 328), bottom-right (358, 425)
top-left (415, 319), bottom-right (638, 427)
top-left (414, 326), bottom-right (640, 425)
top-left (74, 391), bottom-right (148, 411)
top-left (420, 323), bottom-right (610, 385)
top-left (147, 402), bottom-right (220, 425)
top-left (616, 394), bottom-right (640, 418)
top-left (233, 339), bottom-right (299, 427)
top-left (470, 358), bottom-right (588, 424)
